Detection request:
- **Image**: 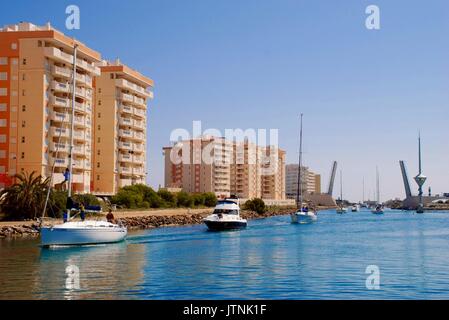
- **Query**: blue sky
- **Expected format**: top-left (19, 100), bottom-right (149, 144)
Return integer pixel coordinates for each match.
top-left (3, 0), bottom-right (449, 201)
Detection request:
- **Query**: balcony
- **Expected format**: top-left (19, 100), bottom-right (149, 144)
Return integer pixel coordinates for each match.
top-left (119, 166), bottom-right (132, 175)
top-left (51, 81), bottom-right (70, 93)
top-left (50, 142), bottom-right (69, 153)
top-left (76, 58), bottom-right (100, 76)
top-left (44, 47), bottom-right (73, 65)
top-left (134, 96), bottom-right (146, 107)
top-left (50, 111), bottom-right (69, 122)
top-left (119, 179), bottom-right (133, 188)
top-left (119, 117), bottom-right (133, 127)
top-left (119, 104), bottom-right (133, 115)
top-left (118, 141), bottom-right (133, 151)
top-left (119, 129), bottom-right (133, 139)
top-left (52, 65), bottom-right (71, 79)
top-left (115, 79), bottom-right (152, 98)
top-left (119, 153), bottom-right (132, 163)
top-left (52, 157), bottom-right (68, 167)
top-left (133, 155), bottom-right (144, 163)
top-left (50, 127), bottom-right (70, 138)
top-left (50, 95), bottom-right (70, 109)
top-left (132, 120), bottom-right (145, 130)
top-left (118, 93), bottom-right (134, 103)
top-left (74, 115), bottom-right (87, 127)
top-left (133, 131), bottom-right (145, 141)
top-left (134, 143), bottom-right (144, 152)
top-left (73, 130), bottom-right (85, 141)
top-left (72, 159), bottom-right (84, 170)
top-left (73, 145), bottom-right (85, 155)
top-left (74, 102), bottom-right (86, 113)
top-left (133, 108), bottom-right (145, 118)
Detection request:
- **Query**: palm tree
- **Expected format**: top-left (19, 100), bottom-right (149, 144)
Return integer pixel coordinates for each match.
top-left (0, 171), bottom-right (50, 220)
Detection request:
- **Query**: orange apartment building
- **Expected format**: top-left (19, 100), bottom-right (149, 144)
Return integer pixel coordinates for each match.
top-left (163, 137), bottom-right (286, 200)
top-left (0, 22), bottom-right (153, 193)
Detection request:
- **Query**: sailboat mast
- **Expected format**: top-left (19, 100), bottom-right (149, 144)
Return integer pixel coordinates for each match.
top-left (376, 166), bottom-right (380, 204)
top-left (67, 44), bottom-right (78, 220)
top-left (296, 114), bottom-right (303, 208)
top-left (340, 170), bottom-right (343, 202)
top-left (362, 177), bottom-right (365, 203)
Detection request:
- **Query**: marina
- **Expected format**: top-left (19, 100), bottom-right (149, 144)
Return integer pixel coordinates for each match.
top-left (2, 209), bottom-right (449, 299)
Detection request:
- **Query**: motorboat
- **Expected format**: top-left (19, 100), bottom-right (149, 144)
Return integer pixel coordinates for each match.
top-left (203, 198), bottom-right (247, 231)
top-left (351, 205), bottom-right (360, 212)
top-left (336, 206), bottom-right (348, 214)
top-left (371, 205), bottom-right (384, 215)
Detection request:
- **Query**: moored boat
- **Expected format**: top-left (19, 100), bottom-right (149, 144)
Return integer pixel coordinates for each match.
top-left (203, 198), bottom-right (247, 231)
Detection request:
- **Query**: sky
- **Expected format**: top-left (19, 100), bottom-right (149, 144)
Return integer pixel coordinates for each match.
top-left (2, 0), bottom-right (449, 202)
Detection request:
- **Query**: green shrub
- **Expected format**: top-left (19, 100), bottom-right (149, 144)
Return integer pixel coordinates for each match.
top-left (244, 198), bottom-right (266, 214)
top-left (177, 191), bottom-right (193, 208)
top-left (204, 192), bottom-right (218, 207)
top-left (157, 189), bottom-right (177, 207)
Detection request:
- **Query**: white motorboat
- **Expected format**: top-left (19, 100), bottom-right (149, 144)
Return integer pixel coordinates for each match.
top-left (40, 43), bottom-right (127, 247)
top-left (351, 205), bottom-right (360, 212)
top-left (41, 220), bottom-right (127, 247)
top-left (203, 198), bottom-right (247, 231)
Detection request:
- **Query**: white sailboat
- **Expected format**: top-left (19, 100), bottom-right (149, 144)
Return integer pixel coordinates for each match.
top-left (41, 44), bottom-right (127, 247)
top-left (291, 114), bottom-right (317, 224)
top-left (371, 166), bottom-right (384, 215)
top-left (336, 170), bottom-right (348, 214)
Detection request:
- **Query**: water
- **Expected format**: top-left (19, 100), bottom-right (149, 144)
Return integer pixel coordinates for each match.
top-left (2, 209), bottom-right (449, 299)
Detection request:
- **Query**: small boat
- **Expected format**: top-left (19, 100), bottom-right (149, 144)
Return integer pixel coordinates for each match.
top-left (351, 205), bottom-right (360, 212)
top-left (336, 206), bottom-right (348, 214)
top-left (40, 43), bottom-right (127, 247)
top-left (371, 205), bottom-right (384, 215)
top-left (290, 114), bottom-right (317, 224)
top-left (336, 170), bottom-right (347, 214)
top-left (203, 198), bottom-right (247, 231)
top-left (371, 167), bottom-right (384, 215)
top-left (291, 207), bottom-right (317, 224)
top-left (41, 220), bottom-right (127, 247)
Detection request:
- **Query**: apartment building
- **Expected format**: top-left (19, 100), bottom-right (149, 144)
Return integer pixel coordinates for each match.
top-left (164, 137), bottom-right (286, 200)
top-left (0, 22), bottom-right (100, 192)
top-left (92, 60), bottom-right (153, 194)
top-left (163, 137), bottom-right (233, 198)
top-left (285, 164), bottom-right (321, 199)
top-left (0, 22), bottom-right (153, 193)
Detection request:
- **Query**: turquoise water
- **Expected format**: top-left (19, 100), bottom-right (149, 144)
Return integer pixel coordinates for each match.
top-left (2, 209), bottom-right (449, 299)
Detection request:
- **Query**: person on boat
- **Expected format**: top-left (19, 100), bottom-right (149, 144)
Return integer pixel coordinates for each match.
top-left (62, 168), bottom-right (70, 191)
top-left (304, 206), bottom-right (309, 213)
top-left (79, 203), bottom-right (86, 221)
top-left (106, 209), bottom-right (115, 223)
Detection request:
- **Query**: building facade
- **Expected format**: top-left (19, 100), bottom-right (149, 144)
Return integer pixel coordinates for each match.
top-left (164, 137), bottom-right (286, 200)
top-left (0, 22), bottom-right (153, 193)
top-left (92, 60), bottom-right (153, 194)
top-left (285, 164), bottom-right (321, 199)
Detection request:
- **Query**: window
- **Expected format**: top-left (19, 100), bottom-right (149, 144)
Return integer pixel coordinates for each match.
top-left (11, 58), bottom-right (18, 65)
top-left (97, 150), bottom-right (100, 155)
top-left (0, 72), bottom-right (7, 80)
top-left (110, 74), bottom-right (114, 79)
top-left (97, 175), bottom-right (100, 181)
top-left (0, 150), bottom-right (5, 158)
top-left (0, 88), bottom-right (7, 96)
top-left (0, 119), bottom-right (7, 127)
top-left (22, 105), bottom-right (26, 112)
top-left (97, 162), bottom-right (100, 168)
top-left (0, 166), bottom-right (5, 174)
top-left (22, 89), bottom-right (25, 96)
top-left (12, 75), bottom-right (17, 81)
top-left (22, 59), bottom-right (27, 65)
top-left (0, 57), bottom-right (7, 65)
top-left (21, 152), bottom-right (24, 159)
top-left (97, 137), bottom-right (101, 143)
top-left (10, 121), bottom-right (16, 128)
top-left (10, 137), bottom-right (16, 144)
top-left (97, 125), bottom-right (101, 130)
top-left (98, 100), bottom-right (101, 106)
top-left (98, 112), bottom-right (101, 118)
top-left (21, 136), bottom-right (25, 143)
top-left (11, 90), bottom-right (17, 97)
top-left (11, 43), bottom-right (17, 50)
top-left (37, 40), bottom-right (42, 47)
top-left (22, 73), bottom-right (26, 81)
top-left (0, 135), bottom-right (6, 143)
top-left (21, 120), bottom-right (25, 128)
top-left (0, 103), bottom-right (6, 112)
top-left (98, 88), bottom-right (102, 94)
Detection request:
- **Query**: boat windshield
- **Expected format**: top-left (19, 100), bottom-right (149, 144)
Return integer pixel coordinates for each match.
top-left (213, 209), bottom-right (239, 215)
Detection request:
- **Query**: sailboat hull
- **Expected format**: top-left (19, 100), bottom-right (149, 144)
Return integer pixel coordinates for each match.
top-left (41, 221), bottom-right (127, 247)
top-left (291, 212), bottom-right (317, 224)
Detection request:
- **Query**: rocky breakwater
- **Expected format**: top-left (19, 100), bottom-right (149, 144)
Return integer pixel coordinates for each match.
top-left (0, 223), bottom-right (41, 238)
top-left (119, 213), bottom-right (207, 230)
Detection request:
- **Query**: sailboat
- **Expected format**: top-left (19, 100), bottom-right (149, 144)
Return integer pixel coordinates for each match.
top-left (414, 133), bottom-right (426, 214)
top-left (336, 170), bottom-right (348, 214)
top-left (291, 114), bottom-right (317, 224)
top-left (371, 166), bottom-right (384, 215)
top-left (40, 44), bottom-right (127, 247)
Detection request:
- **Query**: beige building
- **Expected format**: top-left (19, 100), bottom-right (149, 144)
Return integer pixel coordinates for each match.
top-left (92, 60), bottom-right (153, 194)
top-left (0, 22), bottom-right (153, 194)
top-left (285, 164), bottom-right (321, 199)
top-left (164, 137), bottom-right (286, 200)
